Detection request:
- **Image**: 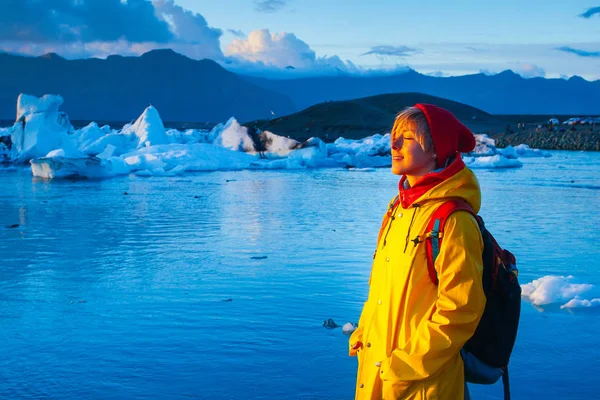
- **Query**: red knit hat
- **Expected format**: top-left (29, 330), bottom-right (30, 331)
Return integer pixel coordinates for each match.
top-left (413, 103), bottom-right (476, 168)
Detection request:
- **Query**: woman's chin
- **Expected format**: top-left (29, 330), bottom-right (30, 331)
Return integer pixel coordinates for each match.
top-left (391, 165), bottom-right (405, 176)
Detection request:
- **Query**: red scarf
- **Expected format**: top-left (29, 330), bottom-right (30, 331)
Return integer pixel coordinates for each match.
top-left (398, 156), bottom-right (466, 208)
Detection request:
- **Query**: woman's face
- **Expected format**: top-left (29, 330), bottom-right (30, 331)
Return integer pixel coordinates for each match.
top-left (391, 120), bottom-right (436, 177)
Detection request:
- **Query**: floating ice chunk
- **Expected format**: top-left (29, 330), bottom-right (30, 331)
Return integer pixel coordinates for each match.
top-left (123, 152), bottom-right (166, 172)
top-left (75, 122), bottom-right (108, 152)
top-left (463, 155), bottom-right (523, 169)
top-left (100, 124), bottom-right (111, 134)
top-left (342, 322), bottom-right (358, 335)
top-left (120, 143), bottom-right (257, 174)
top-left (106, 156), bottom-right (130, 175)
top-left (513, 144), bottom-right (552, 158)
top-left (96, 144), bottom-right (117, 159)
top-left (499, 144), bottom-right (551, 158)
top-left (287, 137), bottom-right (328, 167)
top-left (214, 118), bottom-right (255, 152)
top-left (260, 130), bottom-right (300, 155)
top-left (122, 106), bottom-right (169, 148)
top-left (46, 149), bottom-right (66, 158)
top-left (3, 92), bottom-right (541, 178)
top-left (498, 146), bottom-right (519, 159)
top-left (348, 168), bottom-right (376, 172)
top-left (10, 94), bottom-right (75, 162)
top-left (470, 134), bottom-right (498, 157)
top-left (83, 131), bottom-right (137, 157)
top-left (521, 275), bottom-right (593, 306)
top-left (16, 94), bottom-right (63, 121)
top-left (355, 134), bottom-right (391, 157)
top-left (331, 134), bottom-right (391, 158)
top-left (30, 156), bottom-right (109, 179)
top-left (166, 128), bottom-right (211, 145)
top-left (561, 298), bottom-right (600, 309)
top-left (354, 155), bottom-right (390, 168)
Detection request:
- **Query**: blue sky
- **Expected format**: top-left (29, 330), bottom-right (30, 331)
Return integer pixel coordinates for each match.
top-left (1, 0), bottom-right (599, 79)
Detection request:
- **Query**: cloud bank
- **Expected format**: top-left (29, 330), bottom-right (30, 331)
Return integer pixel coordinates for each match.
top-left (579, 7), bottom-right (600, 18)
top-left (254, 0), bottom-right (289, 13)
top-left (361, 45), bottom-right (419, 57)
top-left (0, 0), bottom-right (223, 60)
top-left (556, 46), bottom-right (600, 58)
top-left (225, 29), bottom-right (357, 73)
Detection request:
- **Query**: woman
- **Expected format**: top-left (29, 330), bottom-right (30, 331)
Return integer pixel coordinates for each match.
top-left (349, 104), bottom-right (486, 399)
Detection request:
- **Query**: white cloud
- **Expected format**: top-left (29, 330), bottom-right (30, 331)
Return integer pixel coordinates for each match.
top-left (152, 0), bottom-right (223, 60)
top-left (361, 45), bottom-right (419, 57)
top-left (254, 0), bottom-right (289, 13)
top-left (426, 70), bottom-right (447, 77)
top-left (368, 43), bottom-right (600, 80)
top-left (0, 0), bottom-right (224, 61)
top-left (515, 63), bottom-right (546, 78)
top-left (225, 29), bottom-right (356, 72)
top-left (227, 29), bottom-right (246, 38)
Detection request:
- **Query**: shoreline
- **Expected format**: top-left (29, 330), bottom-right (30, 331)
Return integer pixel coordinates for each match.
top-left (1, 120), bottom-right (598, 152)
top-left (486, 126), bottom-right (599, 152)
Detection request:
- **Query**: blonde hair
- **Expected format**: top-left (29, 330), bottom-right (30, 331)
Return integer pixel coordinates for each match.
top-left (391, 107), bottom-right (435, 153)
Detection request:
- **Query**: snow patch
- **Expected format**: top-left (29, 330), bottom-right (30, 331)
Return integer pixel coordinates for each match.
top-left (521, 275), bottom-right (600, 310)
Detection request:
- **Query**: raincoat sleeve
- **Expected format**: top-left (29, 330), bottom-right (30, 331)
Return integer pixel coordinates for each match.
top-left (380, 212), bottom-right (486, 381)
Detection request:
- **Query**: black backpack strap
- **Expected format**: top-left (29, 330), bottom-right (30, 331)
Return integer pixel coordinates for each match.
top-left (502, 367), bottom-right (511, 400)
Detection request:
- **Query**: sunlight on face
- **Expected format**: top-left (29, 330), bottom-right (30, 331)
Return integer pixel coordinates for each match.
top-left (390, 120), bottom-right (436, 178)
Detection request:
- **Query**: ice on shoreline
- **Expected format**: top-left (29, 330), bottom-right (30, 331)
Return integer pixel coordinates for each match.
top-left (0, 94), bottom-right (542, 179)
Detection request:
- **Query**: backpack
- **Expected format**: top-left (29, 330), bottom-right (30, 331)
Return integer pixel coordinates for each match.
top-left (424, 199), bottom-right (521, 400)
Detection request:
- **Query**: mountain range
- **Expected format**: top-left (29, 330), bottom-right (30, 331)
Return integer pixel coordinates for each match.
top-left (0, 49), bottom-right (598, 123)
top-left (0, 49), bottom-right (295, 122)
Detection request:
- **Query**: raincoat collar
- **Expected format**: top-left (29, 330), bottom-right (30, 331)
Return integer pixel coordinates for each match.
top-left (398, 156), bottom-right (466, 209)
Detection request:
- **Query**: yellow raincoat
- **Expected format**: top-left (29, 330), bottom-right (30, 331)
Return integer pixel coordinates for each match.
top-left (350, 160), bottom-right (486, 400)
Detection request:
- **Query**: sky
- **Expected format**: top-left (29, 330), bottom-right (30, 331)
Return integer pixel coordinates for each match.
top-left (1, 0), bottom-right (599, 80)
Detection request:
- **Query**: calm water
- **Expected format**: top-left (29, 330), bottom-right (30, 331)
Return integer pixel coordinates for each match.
top-left (1, 151), bottom-right (599, 399)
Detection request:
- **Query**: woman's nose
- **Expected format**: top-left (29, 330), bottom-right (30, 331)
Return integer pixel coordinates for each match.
top-left (391, 136), bottom-right (402, 151)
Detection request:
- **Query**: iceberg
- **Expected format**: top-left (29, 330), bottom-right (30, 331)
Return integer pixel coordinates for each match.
top-left (0, 94), bottom-right (545, 179)
top-left (31, 156), bottom-right (109, 179)
top-left (502, 144), bottom-right (552, 158)
top-left (16, 93), bottom-right (64, 121)
top-left (73, 122), bottom-right (111, 152)
top-left (521, 275), bottom-right (600, 311)
top-left (123, 105), bottom-right (169, 148)
top-left (463, 154), bottom-right (523, 169)
top-left (462, 135), bottom-right (523, 169)
top-left (11, 94), bottom-right (76, 162)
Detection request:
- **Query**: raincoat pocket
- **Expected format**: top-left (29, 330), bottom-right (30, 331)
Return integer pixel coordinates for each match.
top-left (381, 378), bottom-right (413, 399)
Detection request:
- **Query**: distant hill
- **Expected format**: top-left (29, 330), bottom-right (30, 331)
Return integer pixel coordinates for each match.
top-left (245, 69), bottom-right (600, 115)
top-left (0, 50), bottom-right (296, 122)
top-left (246, 92), bottom-right (599, 150)
top-left (246, 92), bottom-right (503, 141)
